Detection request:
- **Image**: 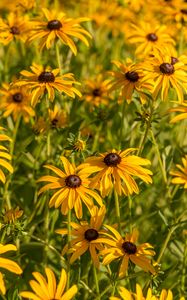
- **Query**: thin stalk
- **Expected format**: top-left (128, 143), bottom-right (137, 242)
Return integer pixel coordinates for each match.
top-left (114, 190), bottom-right (121, 233)
top-left (128, 195), bottom-right (132, 232)
top-left (119, 101), bottom-right (126, 148)
top-left (156, 226), bottom-right (176, 264)
top-left (180, 235), bottom-right (187, 295)
top-left (3, 115), bottom-right (21, 209)
top-left (67, 209), bottom-right (71, 290)
top-left (93, 264), bottom-right (100, 300)
top-left (150, 130), bottom-right (167, 184)
top-left (92, 124), bottom-right (102, 152)
top-left (55, 42), bottom-right (63, 75)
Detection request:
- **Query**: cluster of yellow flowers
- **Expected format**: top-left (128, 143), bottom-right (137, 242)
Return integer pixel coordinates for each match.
top-left (0, 0), bottom-right (186, 299)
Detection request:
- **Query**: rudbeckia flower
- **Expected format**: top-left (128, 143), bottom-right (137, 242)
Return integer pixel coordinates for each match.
top-left (0, 12), bottom-right (30, 44)
top-left (0, 128), bottom-right (13, 183)
top-left (78, 149), bottom-right (152, 197)
top-left (56, 206), bottom-right (106, 267)
top-left (170, 156), bottom-right (187, 188)
top-left (16, 63), bottom-right (81, 107)
top-left (127, 21), bottom-right (175, 57)
top-left (28, 8), bottom-right (91, 54)
top-left (110, 283), bottom-right (156, 300)
top-left (95, 226), bottom-right (155, 278)
top-left (0, 243), bottom-right (22, 295)
top-left (108, 59), bottom-right (152, 104)
top-left (20, 267), bottom-right (77, 300)
top-left (0, 84), bottom-right (35, 122)
top-left (169, 101), bottom-right (187, 123)
top-left (37, 156), bottom-right (103, 218)
top-left (142, 51), bottom-right (187, 102)
top-left (48, 105), bottom-right (68, 129)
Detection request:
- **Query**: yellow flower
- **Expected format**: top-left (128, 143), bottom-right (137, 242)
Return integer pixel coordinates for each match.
top-left (56, 206), bottom-right (106, 267)
top-left (37, 156), bottom-right (103, 219)
top-left (28, 8), bottom-right (91, 54)
top-left (127, 21), bottom-right (175, 58)
top-left (0, 12), bottom-right (30, 44)
top-left (110, 283), bottom-right (157, 300)
top-left (3, 206), bottom-right (23, 224)
top-left (20, 267), bottom-right (77, 300)
top-left (142, 50), bottom-right (187, 102)
top-left (109, 59), bottom-right (152, 104)
top-left (169, 101), bottom-right (187, 123)
top-left (95, 226), bottom-right (155, 278)
top-left (125, 0), bottom-right (145, 12)
top-left (48, 105), bottom-right (68, 129)
top-left (0, 243), bottom-right (22, 295)
top-left (170, 156), bottom-right (187, 188)
top-left (0, 83), bottom-right (35, 122)
top-left (83, 74), bottom-right (111, 106)
top-left (79, 149), bottom-right (152, 197)
top-left (0, 128), bottom-right (13, 184)
top-left (32, 117), bottom-right (47, 135)
top-left (16, 63), bottom-right (81, 107)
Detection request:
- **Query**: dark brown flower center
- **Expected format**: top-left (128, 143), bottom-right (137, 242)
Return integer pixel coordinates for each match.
top-left (51, 118), bottom-right (58, 127)
top-left (122, 241), bottom-right (137, 254)
top-left (65, 175), bottom-right (82, 188)
top-left (146, 33), bottom-right (158, 42)
top-left (47, 20), bottom-right (62, 30)
top-left (12, 92), bottom-right (23, 103)
top-left (92, 88), bottom-right (101, 97)
top-left (10, 26), bottom-right (20, 35)
top-left (159, 63), bottom-right (174, 74)
top-left (171, 57), bottom-right (179, 65)
top-left (84, 229), bottom-right (99, 241)
top-left (125, 71), bottom-right (139, 82)
top-left (181, 9), bottom-right (187, 14)
top-left (104, 153), bottom-right (121, 166)
top-left (38, 71), bottom-right (55, 83)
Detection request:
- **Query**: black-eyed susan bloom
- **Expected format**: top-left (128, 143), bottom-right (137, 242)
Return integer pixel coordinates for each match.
top-left (169, 101), bottom-right (187, 123)
top-left (0, 243), bottom-right (22, 295)
top-left (0, 128), bottom-right (13, 184)
top-left (15, 63), bottom-right (81, 106)
top-left (110, 284), bottom-right (156, 300)
top-left (37, 156), bottom-right (103, 218)
top-left (95, 226), bottom-right (155, 278)
top-left (170, 156), bottom-right (187, 188)
top-left (127, 21), bottom-right (175, 57)
top-left (20, 267), bottom-right (77, 300)
top-left (78, 149), bottom-right (152, 197)
top-left (0, 84), bottom-right (35, 122)
top-left (0, 12), bottom-right (30, 44)
top-left (142, 51), bottom-right (187, 102)
top-left (28, 8), bottom-right (91, 54)
top-left (48, 105), bottom-right (67, 129)
top-left (108, 59), bottom-right (152, 104)
top-left (56, 206), bottom-right (106, 267)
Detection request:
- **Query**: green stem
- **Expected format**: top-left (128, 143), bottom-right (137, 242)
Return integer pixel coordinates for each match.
top-left (150, 130), bottom-right (167, 184)
top-left (93, 264), bottom-right (100, 300)
top-left (156, 225), bottom-right (176, 264)
top-left (119, 101), bottom-right (126, 148)
top-left (3, 115), bottom-right (21, 209)
top-left (55, 42), bottom-right (63, 75)
top-left (92, 124), bottom-right (102, 152)
top-left (180, 236), bottom-right (187, 295)
top-left (128, 195), bottom-right (132, 232)
top-left (67, 209), bottom-right (71, 290)
top-left (114, 190), bottom-right (121, 233)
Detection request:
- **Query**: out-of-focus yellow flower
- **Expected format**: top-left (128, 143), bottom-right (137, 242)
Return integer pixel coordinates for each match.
top-left (169, 101), bottom-right (187, 123)
top-left (0, 243), bottom-right (22, 295)
top-left (28, 8), bottom-right (91, 54)
top-left (3, 206), bottom-right (23, 224)
top-left (16, 63), bottom-right (81, 107)
top-left (32, 117), bottom-right (47, 135)
top-left (170, 156), bottom-right (187, 188)
top-left (48, 105), bottom-right (68, 129)
top-left (0, 128), bottom-right (13, 184)
top-left (110, 283), bottom-right (157, 300)
top-left (0, 83), bottom-right (35, 122)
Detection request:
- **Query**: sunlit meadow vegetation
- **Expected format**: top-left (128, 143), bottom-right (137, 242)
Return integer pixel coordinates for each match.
top-left (0, 0), bottom-right (186, 299)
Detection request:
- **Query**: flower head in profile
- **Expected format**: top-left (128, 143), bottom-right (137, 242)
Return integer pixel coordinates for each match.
top-left (96, 226), bottom-right (155, 278)
top-left (79, 149), bottom-right (152, 197)
top-left (20, 267), bottom-right (77, 300)
top-left (0, 243), bottom-right (22, 295)
top-left (37, 156), bottom-right (103, 218)
top-left (170, 156), bottom-right (187, 188)
top-left (83, 74), bottom-right (111, 107)
top-left (28, 8), bottom-right (91, 54)
top-left (32, 117), bottom-right (47, 135)
top-left (48, 105), bottom-right (68, 129)
top-left (142, 50), bottom-right (187, 102)
top-left (0, 12), bottom-right (30, 44)
top-left (169, 101), bottom-right (187, 123)
top-left (108, 59), bottom-right (152, 104)
top-left (56, 206), bottom-right (106, 267)
top-left (3, 206), bottom-right (23, 224)
top-left (16, 63), bottom-right (81, 107)
top-left (0, 127), bottom-right (13, 183)
top-left (127, 21), bottom-right (175, 58)
top-left (110, 283), bottom-right (156, 300)
top-left (0, 83), bottom-right (35, 122)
